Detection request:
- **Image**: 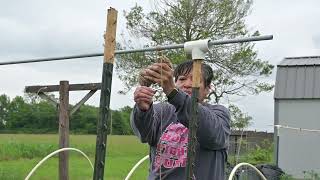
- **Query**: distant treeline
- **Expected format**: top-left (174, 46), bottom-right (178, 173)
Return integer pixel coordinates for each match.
top-left (0, 94), bottom-right (133, 135)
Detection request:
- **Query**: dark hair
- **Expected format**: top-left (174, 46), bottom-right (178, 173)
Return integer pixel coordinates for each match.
top-left (173, 60), bottom-right (213, 88)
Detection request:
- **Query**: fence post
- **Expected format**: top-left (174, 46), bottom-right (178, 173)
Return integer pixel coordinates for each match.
top-left (93, 8), bottom-right (118, 180)
top-left (59, 80), bottom-right (69, 180)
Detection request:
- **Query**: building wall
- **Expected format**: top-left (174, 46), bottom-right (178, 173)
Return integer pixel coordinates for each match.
top-left (276, 99), bottom-right (320, 178)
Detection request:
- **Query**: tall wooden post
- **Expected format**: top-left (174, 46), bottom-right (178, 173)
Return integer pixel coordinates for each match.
top-left (59, 81), bottom-right (70, 180)
top-left (25, 82), bottom-right (101, 180)
top-left (93, 8), bottom-right (117, 180)
top-left (186, 59), bottom-right (203, 180)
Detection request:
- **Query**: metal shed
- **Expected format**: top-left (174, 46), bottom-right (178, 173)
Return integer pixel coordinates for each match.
top-left (274, 56), bottom-right (320, 178)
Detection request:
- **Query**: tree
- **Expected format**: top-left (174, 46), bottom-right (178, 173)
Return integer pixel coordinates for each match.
top-left (32, 101), bottom-right (58, 131)
top-left (116, 0), bottom-right (274, 103)
top-left (6, 96), bottom-right (32, 129)
top-left (0, 94), bottom-right (10, 129)
top-left (228, 104), bottom-right (252, 131)
top-left (109, 106), bottom-right (134, 135)
top-left (70, 104), bottom-right (98, 134)
top-left (118, 106), bottom-right (134, 135)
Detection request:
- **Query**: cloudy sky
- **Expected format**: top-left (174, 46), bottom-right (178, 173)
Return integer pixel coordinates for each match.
top-left (1, 0), bottom-right (319, 132)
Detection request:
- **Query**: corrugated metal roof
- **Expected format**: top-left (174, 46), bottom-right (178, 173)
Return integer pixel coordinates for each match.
top-left (274, 56), bottom-right (320, 99)
top-left (278, 56), bottom-right (320, 66)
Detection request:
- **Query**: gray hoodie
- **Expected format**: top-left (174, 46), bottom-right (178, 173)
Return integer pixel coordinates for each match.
top-left (131, 90), bottom-right (230, 180)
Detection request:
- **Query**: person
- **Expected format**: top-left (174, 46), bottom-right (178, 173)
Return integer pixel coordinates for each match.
top-left (131, 59), bottom-right (231, 180)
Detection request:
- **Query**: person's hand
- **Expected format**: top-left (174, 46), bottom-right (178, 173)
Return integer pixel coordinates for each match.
top-left (142, 62), bottom-right (175, 95)
top-left (134, 86), bottom-right (156, 111)
top-left (138, 56), bottom-right (173, 87)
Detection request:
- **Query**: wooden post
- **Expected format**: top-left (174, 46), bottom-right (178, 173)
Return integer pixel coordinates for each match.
top-left (25, 82), bottom-right (100, 179)
top-left (186, 59), bottom-right (203, 180)
top-left (93, 7), bottom-right (118, 180)
top-left (59, 81), bottom-right (69, 180)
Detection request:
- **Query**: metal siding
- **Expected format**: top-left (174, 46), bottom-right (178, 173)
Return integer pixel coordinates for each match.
top-left (275, 67), bottom-right (288, 99)
top-left (274, 68), bottom-right (281, 98)
top-left (274, 100), bottom-right (279, 165)
top-left (295, 67), bottom-right (306, 98)
top-left (277, 100), bottom-right (320, 178)
top-left (285, 67), bottom-right (297, 98)
top-left (315, 67), bottom-right (320, 97)
top-left (279, 56), bottom-right (320, 66)
top-left (275, 57), bottom-right (320, 99)
top-left (305, 66), bottom-right (315, 98)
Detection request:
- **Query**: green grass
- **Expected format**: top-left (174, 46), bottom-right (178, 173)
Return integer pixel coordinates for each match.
top-left (0, 134), bottom-right (149, 180)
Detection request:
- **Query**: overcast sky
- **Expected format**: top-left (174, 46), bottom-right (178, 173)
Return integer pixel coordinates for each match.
top-left (1, 0), bottom-right (320, 132)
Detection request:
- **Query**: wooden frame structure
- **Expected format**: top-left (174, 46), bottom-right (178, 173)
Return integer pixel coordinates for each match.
top-left (25, 82), bottom-right (101, 180)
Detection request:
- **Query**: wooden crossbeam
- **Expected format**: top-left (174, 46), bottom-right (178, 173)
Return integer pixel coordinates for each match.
top-left (25, 83), bottom-right (101, 93)
top-left (70, 89), bottom-right (97, 116)
top-left (37, 92), bottom-right (59, 107)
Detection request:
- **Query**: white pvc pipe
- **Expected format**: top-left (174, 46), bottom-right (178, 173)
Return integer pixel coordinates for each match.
top-left (125, 157), bottom-right (267, 180)
top-left (184, 39), bottom-right (211, 59)
top-left (125, 155), bottom-right (149, 180)
top-left (25, 147), bottom-right (94, 180)
top-left (228, 162), bottom-right (267, 180)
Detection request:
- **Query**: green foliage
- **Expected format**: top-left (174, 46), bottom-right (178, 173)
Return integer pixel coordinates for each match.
top-left (228, 104), bottom-right (252, 130)
top-left (245, 140), bottom-right (273, 165)
top-left (279, 174), bottom-right (294, 180)
top-left (230, 139), bottom-right (274, 165)
top-left (0, 142), bottom-right (57, 160)
top-left (4, 95), bottom-right (58, 132)
top-left (109, 106), bottom-right (134, 135)
top-left (279, 171), bottom-right (320, 180)
top-left (303, 170), bottom-right (320, 180)
top-left (0, 94), bottom-right (10, 129)
top-left (117, 0), bottom-right (274, 103)
top-left (0, 94), bottom-right (134, 135)
top-left (70, 104), bottom-right (98, 134)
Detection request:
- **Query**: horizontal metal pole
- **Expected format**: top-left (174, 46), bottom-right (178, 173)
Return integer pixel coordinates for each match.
top-left (1, 53), bottom-right (104, 66)
top-left (116, 43), bottom-right (184, 54)
top-left (209, 35), bottom-right (273, 45)
top-left (0, 35), bottom-right (272, 66)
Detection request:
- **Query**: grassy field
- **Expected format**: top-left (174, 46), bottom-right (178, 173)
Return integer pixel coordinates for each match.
top-left (0, 134), bottom-right (149, 180)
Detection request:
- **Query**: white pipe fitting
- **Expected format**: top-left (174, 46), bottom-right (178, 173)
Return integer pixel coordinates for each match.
top-left (25, 148), bottom-right (94, 180)
top-left (228, 162), bottom-right (267, 180)
top-left (125, 155), bottom-right (149, 180)
top-left (184, 39), bottom-right (211, 60)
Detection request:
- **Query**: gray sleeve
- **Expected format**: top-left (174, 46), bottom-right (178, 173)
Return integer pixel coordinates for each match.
top-left (130, 104), bottom-right (160, 146)
top-left (168, 90), bottom-right (231, 150)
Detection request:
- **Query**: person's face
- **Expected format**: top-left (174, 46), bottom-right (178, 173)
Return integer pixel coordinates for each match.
top-left (175, 71), bottom-right (211, 103)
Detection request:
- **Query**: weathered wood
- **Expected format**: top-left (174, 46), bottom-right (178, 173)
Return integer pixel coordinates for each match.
top-left (93, 8), bottom-right (118, 180)
top-left (186, 59), bottom-right (203, 180)
top-left (103, 8), bottom-right (118, 64)
top-left (59, 81), bottom-right (69, 180)
top-left (25, 83), bottom-right (101, 93)
top-left (70, 89), bottom-right (97, 116)
top-left (38, 92), bottom-right (59, 107)
top-left (192, 59), bottom-right (202, 88)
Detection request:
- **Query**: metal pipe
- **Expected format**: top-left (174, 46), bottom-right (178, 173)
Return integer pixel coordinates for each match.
top-left (116, 43), bottom-right (184, 54)
top-left (209, 35), bottom-right (273, 45)
top-left (0, 53), bottom-right (104, 65)
top-left (0, 35), bottom-right (273, 66)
